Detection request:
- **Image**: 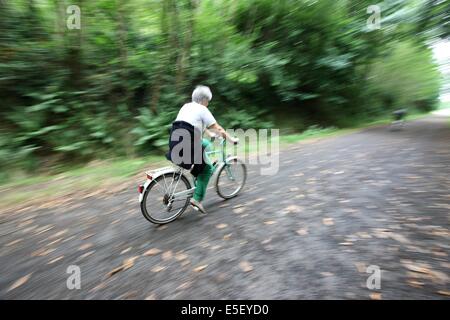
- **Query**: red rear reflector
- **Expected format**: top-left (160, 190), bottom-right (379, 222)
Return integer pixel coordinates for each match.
top-left (146, 173), bottom-right (152, 180)
top-left (138, 185), bottom-right (144, 194)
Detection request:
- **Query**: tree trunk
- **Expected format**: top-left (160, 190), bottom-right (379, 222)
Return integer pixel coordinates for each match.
top-left (149, 0), bottom-right (171, 115)
top-left (175, 0), bottom-right (197, 93)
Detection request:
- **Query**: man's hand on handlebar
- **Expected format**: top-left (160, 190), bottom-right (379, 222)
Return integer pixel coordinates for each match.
top-left (207, 123), bottom-right (239, 145)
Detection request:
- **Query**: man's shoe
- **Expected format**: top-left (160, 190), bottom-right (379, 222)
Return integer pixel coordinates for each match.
top-left (190, 199), bottom-right (207, 214)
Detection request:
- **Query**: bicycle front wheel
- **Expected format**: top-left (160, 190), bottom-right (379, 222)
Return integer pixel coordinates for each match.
top-left (215, 158), bottom-right (247, 199)
top-left (141, 172), bottom-right (191, 224)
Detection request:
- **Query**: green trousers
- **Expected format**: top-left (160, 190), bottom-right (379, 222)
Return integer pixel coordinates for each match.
top-left (193, 139), bottom-right (214, 202)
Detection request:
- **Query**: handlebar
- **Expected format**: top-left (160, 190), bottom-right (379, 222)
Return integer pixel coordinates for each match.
top-left (210, 135), bottom-right (238, 145)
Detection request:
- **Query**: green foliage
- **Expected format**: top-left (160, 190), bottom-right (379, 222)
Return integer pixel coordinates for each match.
top-left (131, 108), bottom-right (176, 154)
top-left (0, 0), bottom-right (443, 176)
top-left (369, 40), bottom-right (441, 112)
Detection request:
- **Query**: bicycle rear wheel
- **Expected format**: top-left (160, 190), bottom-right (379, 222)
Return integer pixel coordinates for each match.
top-left (141, 172), bottom-right (191, 224)
top-left (215, 158), bottom-right (247, 199)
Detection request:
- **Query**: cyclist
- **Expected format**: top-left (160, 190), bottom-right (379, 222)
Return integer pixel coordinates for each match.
top-left (391, 108), bottom-right (407, 130)
top-left (171, 85), bottom-right (238, 214)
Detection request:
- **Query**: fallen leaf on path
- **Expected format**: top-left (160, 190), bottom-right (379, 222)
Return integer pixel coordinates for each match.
top-left (151, 266), bottom-right (166, 273)
top-left (437, 290), bottom-right (450, 296)
top-left (216, 273), bottom-right (227, 283)
top-left (402, 261), bottom-right (449, 284)
top-left (107, 266), bottom-right (123, 277)
top-left (78, 243), bottom-right (93, 251)
top-left (35, 225), bottom-right (54, 235)
top-left (8, 274), bottom-right (32, 292)
top-left (121, 247), bottom-right (132, 254)
top-left (5, 239), bottom-right (22, 246)
top-left (46, 238), bottom-right (62, 247)
top-left (176, 282), bottom-right (192, 290)
top-left (216, 223), bottom-right (228, 229)
top-left (356, 232), bottom-right (371, 239)
top-left (285, 205), bottom-right (303, 213)
top-left (407, 279), bottom-right (424, 288)
top-left (123, 256), bottom-right (139, 271)
top-left (239, 261), bottom-right (253, 272)
top-left (322, 218), bottom-right (334, 226)
top-left (145, 294), bottom-right (157, 300)
top-left (320, 272), bottom-right (333, 277)
top-left (31, 248), bottom-right (55, 257)
top-left (296, 228), bottom-right (308, 236)
top-left (389, 233), bottom-right (410, 244)
top-left (89, 282), bottom-right (107, 293)
top-left (370, 293), bottom-right (382, 300)
top-left (79, 251), bottom-right (95, 259)
top-left (403, 262), bottom-right (431, 274)
top-left (193, 265), bottom-right (208, 272)
top-left (264, 220), bottom-right (276, 225)
top-left (162, 251), bottom-right (173, 261)
top-left (175, 252), bottom-right (188, 261)
top-left (18, 220), bottom-right (34, 228)
top-left (81, 233), bottom-right (95, 240)
top-left (107, 256), bottom-right (139, 277)
top-left (233, 208), bottom-right (245, 214)
top-left (50, 230), bottom-right (68, 239)
top-left (47, 256), bottom-right (64, 264)
top-left (355, 263), bottom-right (366, 273)
top-left (223, 233), bottom-right (232, 240)
top-left (372, 228), bottom-right (391, 239)
top-left (143, 248), bottom-right (161, 256)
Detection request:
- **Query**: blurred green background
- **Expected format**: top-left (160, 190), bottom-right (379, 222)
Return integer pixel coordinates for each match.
top-left (0, 0), bottom-right (447, 182)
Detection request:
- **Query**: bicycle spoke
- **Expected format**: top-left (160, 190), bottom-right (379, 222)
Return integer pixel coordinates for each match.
top-left (142, 173), bottom-right (191, 224)
top-left (162, 173), bottom-right (168, 193)
top-left (151, 180), bottom-right (167, 197)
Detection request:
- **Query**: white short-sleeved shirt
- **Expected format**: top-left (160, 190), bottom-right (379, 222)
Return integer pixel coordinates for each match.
top-left (175, 102), bottom-right (216, 133)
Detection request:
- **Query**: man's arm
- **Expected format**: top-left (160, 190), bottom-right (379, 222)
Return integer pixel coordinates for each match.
top-left (208, 123), bottom-right (238, 144)
top-left (204, 128), bottom-right (216, 138)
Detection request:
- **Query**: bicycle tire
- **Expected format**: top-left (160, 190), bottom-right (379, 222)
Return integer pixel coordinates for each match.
top-left (215, 158), bottom-right (247, 199)
top-left (141, 173), bottom-right (191, 224)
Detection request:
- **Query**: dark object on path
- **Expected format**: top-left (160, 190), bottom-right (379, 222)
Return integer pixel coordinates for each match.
top-left (390, 109), bottom-right (407, 131)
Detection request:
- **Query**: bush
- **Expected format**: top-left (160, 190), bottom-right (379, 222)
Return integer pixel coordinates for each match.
top-left (369, 41), bottom-right (441, 113)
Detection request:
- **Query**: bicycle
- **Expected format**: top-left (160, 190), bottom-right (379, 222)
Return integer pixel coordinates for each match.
top-left (138, 137), bottom-right (247, 225)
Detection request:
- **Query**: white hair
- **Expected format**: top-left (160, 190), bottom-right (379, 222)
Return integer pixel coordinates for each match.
top-left (192, 85), bottom-right (212, 104)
